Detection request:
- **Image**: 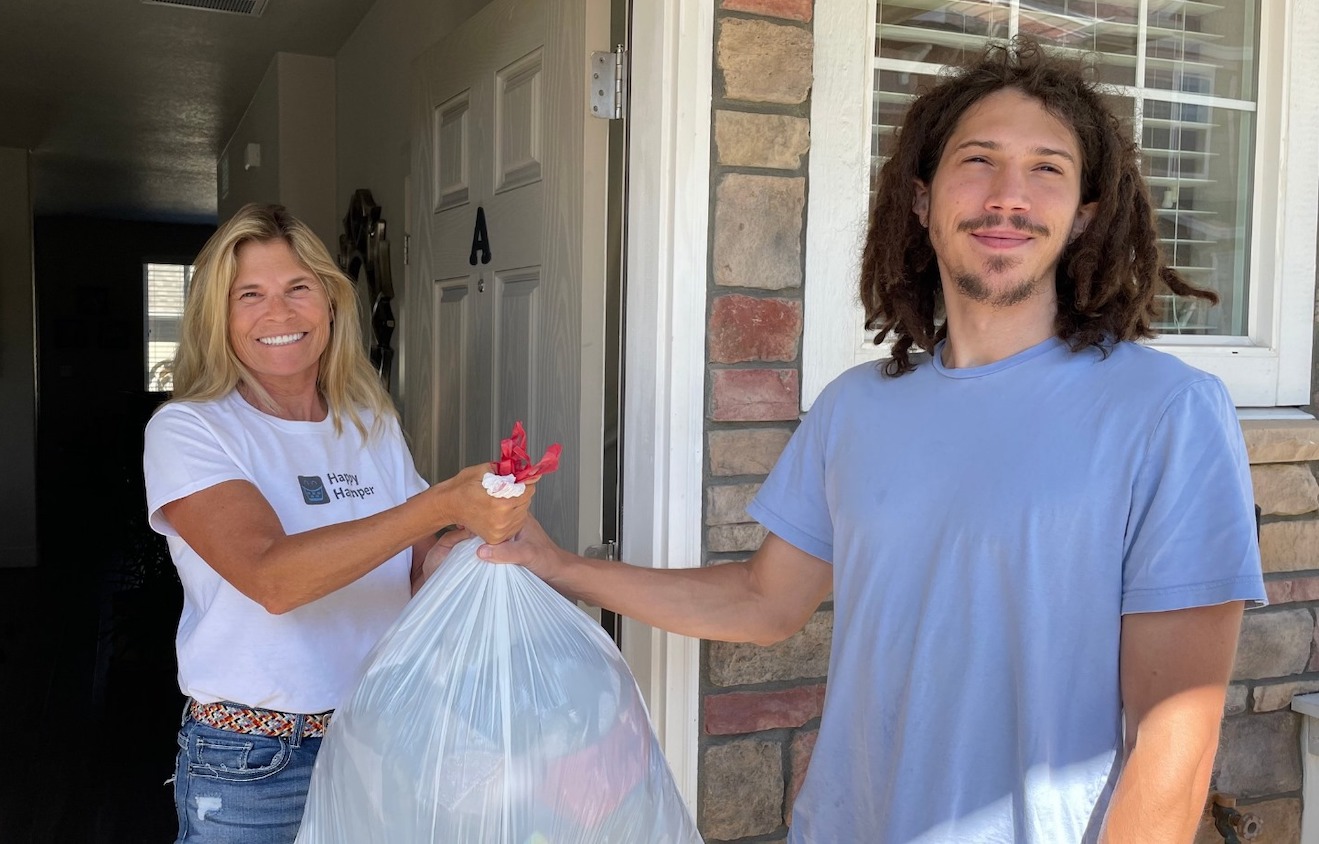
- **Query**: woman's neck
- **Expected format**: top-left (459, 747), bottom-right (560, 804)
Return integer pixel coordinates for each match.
top-left (238, 379), bottom-right (328, 422)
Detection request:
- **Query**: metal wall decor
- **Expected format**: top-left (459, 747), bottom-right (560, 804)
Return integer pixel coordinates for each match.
top-left (338, 189), bottom-right (396, 389)
top-left (469, 206), bottom-right (492, 266)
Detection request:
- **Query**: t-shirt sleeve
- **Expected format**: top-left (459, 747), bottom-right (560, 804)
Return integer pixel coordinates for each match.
top-left (143, 405), bottom-right (247, 537)
top-left (1122, 376), bottom-right (1267, 614)
top-left (746, 394), bottom-right (835, 564)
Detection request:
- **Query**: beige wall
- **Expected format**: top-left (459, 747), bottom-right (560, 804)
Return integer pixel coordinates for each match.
top-left (219, 53), bottom-right (338, 249)
top-left (276, 54), bottom-right (338, 247)
top-left (0, 147), bottom-right (36, 568)
top-left (218, 58), bottom-right (281, 224)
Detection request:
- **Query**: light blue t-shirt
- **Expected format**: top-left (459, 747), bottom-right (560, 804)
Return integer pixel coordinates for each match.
top-left (748, 337), bottom-right (1265, 844)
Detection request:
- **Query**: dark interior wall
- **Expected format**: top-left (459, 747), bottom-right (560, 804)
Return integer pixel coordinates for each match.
top-left (0, 216), bottom-right (214, 842)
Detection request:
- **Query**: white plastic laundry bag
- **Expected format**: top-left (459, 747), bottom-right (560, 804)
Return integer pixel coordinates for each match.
top-left (296, 536), bottom-right (702, 844)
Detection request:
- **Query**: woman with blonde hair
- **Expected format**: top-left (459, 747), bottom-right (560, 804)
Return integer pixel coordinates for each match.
top-left (144, 203), bottom-right (528, 843)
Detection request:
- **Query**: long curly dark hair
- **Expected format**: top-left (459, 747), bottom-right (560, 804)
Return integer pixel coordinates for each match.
top-left (862, 36), bottom-right (1217, 376)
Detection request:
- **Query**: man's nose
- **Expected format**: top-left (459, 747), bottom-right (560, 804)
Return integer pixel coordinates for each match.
top-left (985, 168), bottom-right (1031, 213)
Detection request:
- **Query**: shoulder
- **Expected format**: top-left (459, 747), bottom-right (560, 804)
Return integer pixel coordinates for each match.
top-left (1093, 343), bottom-right (1238, 444)
top-left (146, 394), bottom-right (233, 435)
top-left (1088, 341), bottom-right (1227, 405)
top-left (817, 358), bottom-right (914, 403)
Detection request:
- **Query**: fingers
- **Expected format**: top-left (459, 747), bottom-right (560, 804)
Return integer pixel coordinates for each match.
top-left (475, 496), bottom-right (533, 545)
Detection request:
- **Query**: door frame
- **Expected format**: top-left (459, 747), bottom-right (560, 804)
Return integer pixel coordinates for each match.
top-left (619, 0), bottom-right (712, 807)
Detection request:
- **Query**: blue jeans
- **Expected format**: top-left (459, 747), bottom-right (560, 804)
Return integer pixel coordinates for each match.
top-left (173, 715), bottom-right (322, 844)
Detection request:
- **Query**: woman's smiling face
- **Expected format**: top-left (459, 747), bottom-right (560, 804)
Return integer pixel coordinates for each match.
top-left (227, 238), bottom-right (332, 394)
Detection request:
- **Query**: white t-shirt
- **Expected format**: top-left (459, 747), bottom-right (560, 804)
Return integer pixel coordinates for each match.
top-left (144, 390), bottom-right (429, 714)
top-left (748, 337), bottom-right (1266, 844)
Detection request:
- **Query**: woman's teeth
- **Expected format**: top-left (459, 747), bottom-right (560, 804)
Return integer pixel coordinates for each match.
top-left (259, 333), bottom-right (304, 346)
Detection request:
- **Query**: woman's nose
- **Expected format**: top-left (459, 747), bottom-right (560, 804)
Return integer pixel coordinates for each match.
top-left (265, 292), bottom-right (295, 318)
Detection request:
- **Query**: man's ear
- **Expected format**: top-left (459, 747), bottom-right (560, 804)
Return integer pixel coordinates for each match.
top-left (1070, 201), bottom-right (1098, 242)
top-left (912, 180), bottom-right (930, 227)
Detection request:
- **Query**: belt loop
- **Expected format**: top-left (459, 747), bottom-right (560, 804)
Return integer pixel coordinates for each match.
top-left (290, 712), bottom-right (305, 748)
top-left (181, 697), bottom-right (194, 727)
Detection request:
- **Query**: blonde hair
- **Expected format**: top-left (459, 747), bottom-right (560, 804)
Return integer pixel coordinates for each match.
top-left (170, 202), bottom-right (395, 439)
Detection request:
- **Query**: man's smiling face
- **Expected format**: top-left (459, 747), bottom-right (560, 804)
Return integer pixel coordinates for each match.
top-left (913, 87), bottom-right (1096, 309)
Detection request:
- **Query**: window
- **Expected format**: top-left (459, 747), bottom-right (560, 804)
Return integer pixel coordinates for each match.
top-left (144, 262), bottom-right (194, 391)
top-left (805, 1), bottom-right (1319, 408)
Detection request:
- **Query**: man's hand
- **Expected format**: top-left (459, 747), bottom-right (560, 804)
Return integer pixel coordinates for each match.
top-left (478, 515), bottom-right (570, 585)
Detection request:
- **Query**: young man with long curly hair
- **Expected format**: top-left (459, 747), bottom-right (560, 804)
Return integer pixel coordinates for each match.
top-left (488, 37), bottom-right (1265, 842)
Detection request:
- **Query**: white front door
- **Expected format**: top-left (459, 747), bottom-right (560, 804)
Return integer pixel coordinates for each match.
top-left (406, 0), bottom-right (608, 555)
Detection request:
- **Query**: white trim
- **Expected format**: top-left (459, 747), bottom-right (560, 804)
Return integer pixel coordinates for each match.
top-left (620, 0), bottom-right (712, 810)
top-left (803, 0), bottom-right (876, 410)
top-left (804, 0), bottom-right (1319, 410)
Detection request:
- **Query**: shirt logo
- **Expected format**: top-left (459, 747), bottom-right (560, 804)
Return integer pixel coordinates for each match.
top-left (299, 475), bottom-right (329, 505)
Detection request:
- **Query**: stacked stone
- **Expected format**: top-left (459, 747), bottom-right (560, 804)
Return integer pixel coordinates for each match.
top-left (1191, 420), bottom-right (1319, 843)
top-left (700, 0), bottom-right (817, 841)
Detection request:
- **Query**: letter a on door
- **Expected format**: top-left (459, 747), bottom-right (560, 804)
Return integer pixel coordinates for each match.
top-left (469, 206), bottom-right (492, 266)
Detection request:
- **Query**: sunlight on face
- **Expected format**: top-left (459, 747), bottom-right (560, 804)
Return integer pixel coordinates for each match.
top-left (227, 239), bottom-right (333, 394)
top-left (913, 88), bottom-right (1096, 309)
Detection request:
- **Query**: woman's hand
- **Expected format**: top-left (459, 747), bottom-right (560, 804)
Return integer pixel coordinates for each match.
top-left (420, 526), bottom-right (476, 583)
top-left (429, 464), bottom-right (537, 544)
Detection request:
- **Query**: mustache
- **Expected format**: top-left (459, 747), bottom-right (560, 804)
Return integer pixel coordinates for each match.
top-left (956, 214), bottom-right (1050, 238)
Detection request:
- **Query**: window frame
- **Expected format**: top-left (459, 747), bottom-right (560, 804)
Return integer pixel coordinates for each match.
top-left (143, 260), bottom-right (195, 393)
top-left (803, 0), bottom-right (1319, 410)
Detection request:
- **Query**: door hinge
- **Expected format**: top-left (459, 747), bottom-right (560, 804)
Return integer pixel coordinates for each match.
top-left (589, 46), bottom-right (628, 121)
top-left (583, 540), bottom-right (618, 561)
top-left (404, 233), bottom-right (410, 266)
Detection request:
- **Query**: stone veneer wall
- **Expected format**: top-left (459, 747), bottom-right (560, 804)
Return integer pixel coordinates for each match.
top-left (1189, 420), bottom-right (1319, 844)
top-left (697, 2), bottom-right (1318, 840)
top-left (700, 1), bottom-right (817, 840)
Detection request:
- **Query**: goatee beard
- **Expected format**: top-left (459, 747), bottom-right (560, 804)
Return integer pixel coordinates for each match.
top-left (954, 265), bottom-right (1042, 308)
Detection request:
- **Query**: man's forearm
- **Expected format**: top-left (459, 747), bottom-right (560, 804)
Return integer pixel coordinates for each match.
top-left (549, 555), bottom-right (802, 645)
top-left (485, 527), bottom-right (833, 645)
top-left (1099, 703), bottom-right (1221, 842)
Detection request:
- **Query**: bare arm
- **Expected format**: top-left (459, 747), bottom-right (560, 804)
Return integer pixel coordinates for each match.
top-left (1099, 601), bottom-right (1244, 843)
top-left (164, 464), bottom-right (533, 614)
top-left (480, 516), bottom-right (833, 645)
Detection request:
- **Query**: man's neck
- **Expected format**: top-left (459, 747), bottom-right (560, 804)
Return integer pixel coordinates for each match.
top-left (939, 285), bottom-right (1059, 369)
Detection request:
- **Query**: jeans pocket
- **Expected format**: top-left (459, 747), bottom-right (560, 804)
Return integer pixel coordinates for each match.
top-left (183, 723), bottom-right (291, 783)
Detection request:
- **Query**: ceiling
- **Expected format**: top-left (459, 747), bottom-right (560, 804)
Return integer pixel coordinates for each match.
top-left (1, 0), bottom-right (378, 223)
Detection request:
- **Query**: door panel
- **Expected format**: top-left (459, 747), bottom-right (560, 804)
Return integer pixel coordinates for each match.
top-left (407, 0), bottom-right (606, 555)
top-left (432, 279), bottom-right (473, 481)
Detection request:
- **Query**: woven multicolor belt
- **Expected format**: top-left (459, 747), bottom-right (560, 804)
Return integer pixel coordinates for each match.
top-left (189, 699), bottom-right (333, 738)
